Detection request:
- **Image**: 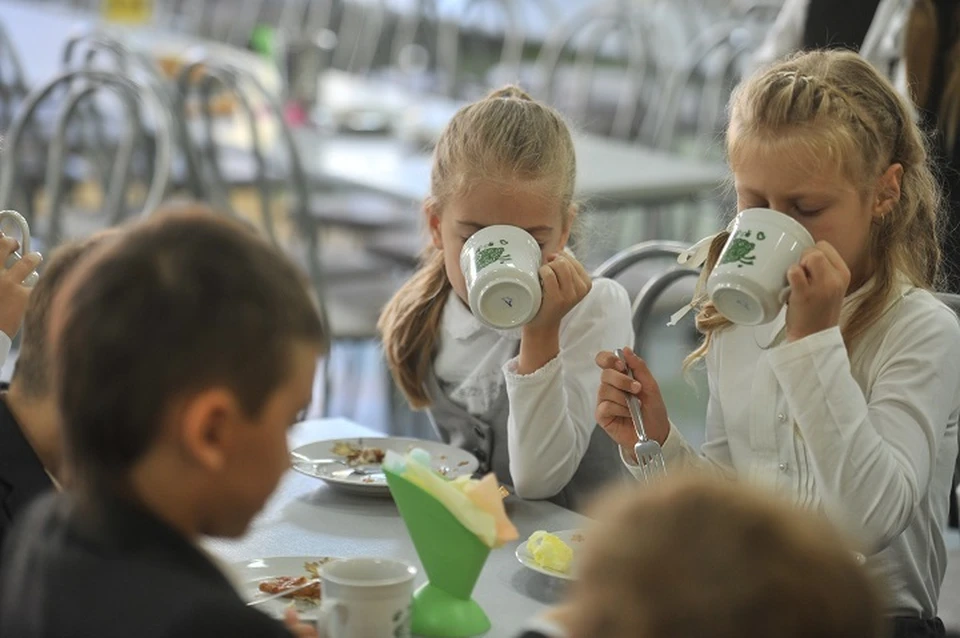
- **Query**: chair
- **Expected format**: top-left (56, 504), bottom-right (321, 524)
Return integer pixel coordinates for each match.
top-left (436, 0), bottom-right (528, 98)
top-left (644, 17), bottom-right (765, 153)
top-left (331, 0), bottom-right (388, 76)
top-left (0, 69), bottom-right (172, 251)
top-left (592, 240), bottom-right (699, 353)
top-left (0, 18), bottom-right (28, 132)
top-left (174, 54), bottom-right (412, 338)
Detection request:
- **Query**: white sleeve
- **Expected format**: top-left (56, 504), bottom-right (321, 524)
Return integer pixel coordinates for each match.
top-left (622, 342), bottom-right (736, 480)
top-left (748, 0), bottom-right (810, 73)
top-left (767, 309), bottom-right (960, 551)
top-left (0, 330), bottom-right (10, 372)
top-left (503, 279), bottom-right (633, 499)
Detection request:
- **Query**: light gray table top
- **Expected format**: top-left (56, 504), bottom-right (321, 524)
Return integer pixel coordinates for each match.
top-left (204, 418), bottom-right (587, 638)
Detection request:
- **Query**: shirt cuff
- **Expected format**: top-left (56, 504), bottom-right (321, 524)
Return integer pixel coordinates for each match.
top-left (502, 353), bottom-right (561, 384)
top-left (0, 330), bottom-right (10, 370)
top-left (767, 325), bottom-right (843, 367)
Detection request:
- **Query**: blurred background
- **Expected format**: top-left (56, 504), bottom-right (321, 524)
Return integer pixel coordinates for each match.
top-left (0, 0), bottom-right (800, 450)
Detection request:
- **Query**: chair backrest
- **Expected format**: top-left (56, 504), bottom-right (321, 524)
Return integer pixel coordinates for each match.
top-left (0, 18), bottom-right (28, 132)
top-left (0, 69), bottom-right (172, 249)
top-left (592, 240), bottom-right (700, 354)
top-left (592, 240), bottom-right (689, 280)
top-left (632, 266), bottom-right (701, 354)
top-left (173, 55), bottom-right (330, 338)
top-left (643, 18), bottom-right (760, 151)
top-left (331, 0), bottom-right (387, 76)
top-left (533, 0), bottom-right (656, 139)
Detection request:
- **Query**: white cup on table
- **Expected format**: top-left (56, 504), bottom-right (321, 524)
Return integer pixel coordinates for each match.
top-left (316, 557), bottom-right (417, 638)
top-left (459, 224), bottom-right (542, 330)
top-left (707, 208), bottom-right (815, 326)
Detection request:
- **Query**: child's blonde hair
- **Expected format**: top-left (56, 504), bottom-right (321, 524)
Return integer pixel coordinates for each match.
top-left (687, 49), bottom-right (943, 369)
top-left (565, 475), bottom-right (887, 638)
top-left (378, 85), bottom-right (576, 408)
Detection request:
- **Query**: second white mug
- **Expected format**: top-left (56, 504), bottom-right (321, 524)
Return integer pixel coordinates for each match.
top-left (459, 225), bottom-right (542, 330)
top-left (316, 557), bottom-right (417, 638)
top-left (707, 208), bottom-right (815, 325)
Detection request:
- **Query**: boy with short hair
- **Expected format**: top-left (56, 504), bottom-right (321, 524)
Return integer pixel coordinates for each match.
top-left (0, 206), bottom-right (328, 638)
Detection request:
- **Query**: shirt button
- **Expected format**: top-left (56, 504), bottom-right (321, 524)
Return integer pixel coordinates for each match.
top-left (777, 413), bottom-right (787, 423)
top-left (779, 463), bottom-right (788, 472)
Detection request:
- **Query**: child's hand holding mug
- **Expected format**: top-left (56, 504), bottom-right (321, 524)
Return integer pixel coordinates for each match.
top-left (0, 210), bottom-right (42, 339)
top-left (526, 252), bottom-right (592, 332)
top-left (784, 241), bottom-right (850, 342)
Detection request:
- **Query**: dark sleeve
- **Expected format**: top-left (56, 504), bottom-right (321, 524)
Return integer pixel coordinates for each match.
top-left (162, 600), bottom-right (294, 638)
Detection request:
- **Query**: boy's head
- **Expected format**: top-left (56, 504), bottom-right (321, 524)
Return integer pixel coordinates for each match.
top-left (51, 204), bottom-right (328, 537)
top-left (565, 476), bottom-right (885, 638)
top-left (11, 230), bottom-right (121, 401)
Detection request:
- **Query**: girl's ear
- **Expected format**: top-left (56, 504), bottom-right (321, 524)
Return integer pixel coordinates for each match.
top-left (874, 163), bottom-right (903, 218)
top-left (425, 200), bottom-right (443, 250)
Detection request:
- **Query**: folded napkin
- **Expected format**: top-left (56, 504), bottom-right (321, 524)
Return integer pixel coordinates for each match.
top-left (383, 450), bottom-right (518, 548)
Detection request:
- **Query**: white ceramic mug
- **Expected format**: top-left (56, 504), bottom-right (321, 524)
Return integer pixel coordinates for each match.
top-left (459, 225), bottom-right (542, 329)
top-left (0, 210), bottom-right (39, 288)
top-left (316, 557), bottom-right (417, 638)
top-left (707, 208), bottom-right (815, 326)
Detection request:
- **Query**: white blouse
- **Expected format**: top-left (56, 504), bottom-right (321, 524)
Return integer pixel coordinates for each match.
top-left (435, 278), bottom-right (634, 499)
top-left (626, 281), bottom-right (960, 617)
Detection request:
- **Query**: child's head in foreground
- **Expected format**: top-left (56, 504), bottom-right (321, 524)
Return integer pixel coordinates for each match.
top-left (50, 203), bottom-right (328, 537)
top-left (563, 475), bottom-right (886, 638)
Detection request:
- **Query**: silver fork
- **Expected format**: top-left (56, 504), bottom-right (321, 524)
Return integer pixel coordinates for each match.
top-left (615, 349), bottom-right (666, 482)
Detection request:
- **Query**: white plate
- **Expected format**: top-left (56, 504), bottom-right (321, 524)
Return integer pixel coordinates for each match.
top-left (231, 556), bottom-right (337, 620)
top-left (290, 437), bottom-right (479, 497)
top-left (515, 529), bottom-right (586, 581)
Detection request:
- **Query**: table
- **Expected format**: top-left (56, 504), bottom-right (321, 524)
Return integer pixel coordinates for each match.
top-left (205, 417), bottom-right (588, 638)
top-left (299, 69), bottom-right (728, 208)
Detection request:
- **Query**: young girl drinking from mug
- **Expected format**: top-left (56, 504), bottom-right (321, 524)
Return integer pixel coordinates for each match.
top-left (379, 86), bottom-right (632, 510)
top-left (595, 50), bottom-right (960, 636)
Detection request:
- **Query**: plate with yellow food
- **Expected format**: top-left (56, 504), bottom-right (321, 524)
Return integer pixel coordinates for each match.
top-left (290, 437), bottom-right (479, 497)
top-left (515, 529), bottom-right (585, 580)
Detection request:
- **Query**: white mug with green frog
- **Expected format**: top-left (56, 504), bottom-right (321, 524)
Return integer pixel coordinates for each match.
top-left (707, 208), bottom-right (815, 326)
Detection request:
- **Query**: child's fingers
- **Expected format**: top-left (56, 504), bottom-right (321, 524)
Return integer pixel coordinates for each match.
top-left (600, 368), bottom-right (643, 395)
top-left (596, 398), bottom-right (633, 424)
top-left (539, 263), bottom-right (560, 298)
top-left (7, 252), bottom-right (41, 284)
top-left (0, 235), bottom-right (19, 262)
top-left (622, 347), bottom-right (657, 390)
top-left (786, 263), bottom-right (808, 296)
top-left (595, 350), bottom-right (627, 373)
top-left (814, 240), bottom-right (849, 276)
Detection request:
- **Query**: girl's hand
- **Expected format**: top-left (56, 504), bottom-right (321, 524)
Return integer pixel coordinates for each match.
top-left (526, 253), bottom-right (592, 333)
top-left (283, 609), bottom-right (319, 638)
top-left (0, 233), bottom-right (41, 338)
top-left (516, 253), bottom-right (591, 375)
top-left (784, 241), bottom-right (850, 343)
top-left (595, 347), bottom-right (671, 457)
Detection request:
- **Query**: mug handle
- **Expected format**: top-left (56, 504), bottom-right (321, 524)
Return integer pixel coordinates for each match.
top-left (0, 210), bottom-right (39, 289)
top-left (314, 598), bottom-right (348, 638)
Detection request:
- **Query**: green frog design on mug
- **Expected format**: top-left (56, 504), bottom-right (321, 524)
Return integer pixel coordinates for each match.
top-left (720, 229), bottom-right (765, 268)
top-left (475, 239), bottom-right (512, 271)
